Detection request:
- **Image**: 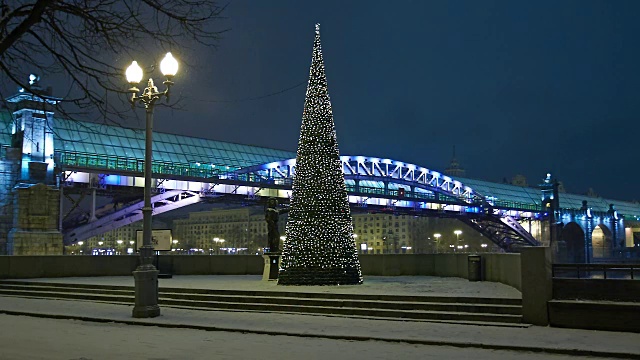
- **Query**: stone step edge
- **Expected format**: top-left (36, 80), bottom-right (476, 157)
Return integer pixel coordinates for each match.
top-left (160, 298), bottom-right (522, 323)
top-left (0, 291), bottom-right (521, 321)
top-left (0, 287), bottom-right (522, 313)
top-left (0, 281), bottom-right (522, 305)
top-left (162, 303), bottom-right (530, 328)
top-left (549, 299), bottom-right (640, 307)
top-left (0, 293), bottom-right (520, 325)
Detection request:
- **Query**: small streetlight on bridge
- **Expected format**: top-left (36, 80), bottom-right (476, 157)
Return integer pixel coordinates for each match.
top-left (433, 233), bottom-right (441, 254)
top-left (116, 239), bottom-right (123, 255)
top-left (213, 238), bottom-right (225, 254)
top-left (454, 230), bottom-right (462, 248)
top-left (125, 52), bottom-right (179, 319)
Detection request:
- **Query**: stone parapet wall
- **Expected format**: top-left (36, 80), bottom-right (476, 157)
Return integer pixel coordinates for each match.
top-left (7, 231), bottom-right (63, 255)
top-left (0, 253), bottom-right (522, 292)
top-left (0, 148), bottom-right (21, 255)
top-left (359, 253), bottom-right (522, 290)
top-left (7, 183), bottom-right (63, 255)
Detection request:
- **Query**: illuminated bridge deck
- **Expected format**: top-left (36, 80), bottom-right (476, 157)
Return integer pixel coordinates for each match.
top-left (2, 114), bottom-right (640, 218)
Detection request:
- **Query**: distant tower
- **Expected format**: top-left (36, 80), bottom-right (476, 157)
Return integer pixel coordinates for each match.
top-left (444, 145), bottom-right (466, 177)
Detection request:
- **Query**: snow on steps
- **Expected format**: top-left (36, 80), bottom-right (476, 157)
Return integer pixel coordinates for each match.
top-left (0, 280), bottom-right (523, 325)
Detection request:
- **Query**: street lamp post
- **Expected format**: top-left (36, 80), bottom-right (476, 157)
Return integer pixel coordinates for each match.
top-left (125, 52), bottom-right (179, 319)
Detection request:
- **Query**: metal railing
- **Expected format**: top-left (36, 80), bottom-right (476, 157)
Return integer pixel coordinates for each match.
top-left (553, 263), bottom-right (639, 280)
top-left (491, 199), bottom-right (540, 211)
top-left (57, 150), bottom-right (238, 179)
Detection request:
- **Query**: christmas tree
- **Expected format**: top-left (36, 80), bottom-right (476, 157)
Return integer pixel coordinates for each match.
top-left (278, 24), bottom-right (363, 286)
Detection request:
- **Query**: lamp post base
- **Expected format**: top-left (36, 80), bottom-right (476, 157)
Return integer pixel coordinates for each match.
top-left (132, 267), bottom-right (160, 318)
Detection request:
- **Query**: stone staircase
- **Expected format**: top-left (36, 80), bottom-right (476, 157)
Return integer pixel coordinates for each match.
top-left (0, 280), bottom-right (524, 326)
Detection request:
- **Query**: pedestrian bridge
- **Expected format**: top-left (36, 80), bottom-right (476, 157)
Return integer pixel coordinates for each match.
top-left (62, 152), bottom-right (543, 250)
top-left (2, 114), bottom-right (639, 256)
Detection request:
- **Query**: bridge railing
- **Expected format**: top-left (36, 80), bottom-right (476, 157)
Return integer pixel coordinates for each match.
top-left (553, 263), bottom-right (639, 280)
top-left (57, 151), bottom-right (239, 179)
top-left (491, 199), bottom-right (540, 211)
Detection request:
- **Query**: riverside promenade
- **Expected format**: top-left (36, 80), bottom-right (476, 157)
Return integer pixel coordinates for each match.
top-left (0, 275), bottom-right (638, 359)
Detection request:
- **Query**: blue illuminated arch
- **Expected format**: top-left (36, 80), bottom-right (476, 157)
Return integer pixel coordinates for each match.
top-left (234, 155), bottom-right (485, 205)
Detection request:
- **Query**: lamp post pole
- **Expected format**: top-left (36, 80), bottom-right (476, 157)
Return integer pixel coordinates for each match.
top-left (126, 53), bottom-right (178, 318)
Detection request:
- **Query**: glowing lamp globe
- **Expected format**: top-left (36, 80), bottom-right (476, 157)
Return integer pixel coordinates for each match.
top-left (160, 52), bottom-right (178, 77)
top-left (125, 61), bottom-right (143, 84)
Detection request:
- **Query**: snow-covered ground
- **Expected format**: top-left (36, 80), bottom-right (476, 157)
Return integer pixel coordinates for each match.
top-left (0, 313), bottom-right (632, 360)
top-left (2, 275), bottom-right (638, 359)
top-left (19, 275), bottom-right (523, 298)
top-left (1, 273), bottom-right (639, 359)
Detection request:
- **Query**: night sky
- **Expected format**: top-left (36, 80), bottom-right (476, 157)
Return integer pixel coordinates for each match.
top-left (140, 1), bottom-right (640, 201)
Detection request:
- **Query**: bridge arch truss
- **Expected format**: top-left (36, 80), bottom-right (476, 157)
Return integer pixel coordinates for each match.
top-left (234, 156), bottom-right (485, 207)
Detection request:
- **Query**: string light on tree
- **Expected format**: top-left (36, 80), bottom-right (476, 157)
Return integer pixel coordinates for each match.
top-left (278, 24), bottom-right (362, 286)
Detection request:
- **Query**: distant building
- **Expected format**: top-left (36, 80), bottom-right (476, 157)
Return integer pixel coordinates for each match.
top-left (353, 213), bottom-right (423, 254)
top-left (557, 181), bottom-right (566, 193)
top-left (167, 208), bottom-right (491, 255)
top-left (67, 219), bottom-right (168, 255)
top-left (444, 145), bottom-right (466, 177)
top-left (511, 174), bottom-right (528, 187)
top-left (345, 214), bottom-right (489, 254)
top-left (172, 207), bottom-right (279, 254)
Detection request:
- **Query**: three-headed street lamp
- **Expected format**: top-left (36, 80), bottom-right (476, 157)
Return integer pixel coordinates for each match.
top-left (125, 52), bottom-right (179, 318)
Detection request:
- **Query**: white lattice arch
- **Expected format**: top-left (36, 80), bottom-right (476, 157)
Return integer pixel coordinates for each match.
top-left (233, 155), bottom-right (484, 204)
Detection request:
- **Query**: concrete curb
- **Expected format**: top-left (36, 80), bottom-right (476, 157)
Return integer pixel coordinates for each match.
top-left (1, 309), bottom-right (638, 360)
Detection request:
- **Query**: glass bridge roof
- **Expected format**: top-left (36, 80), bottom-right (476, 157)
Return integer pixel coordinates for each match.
top-left (1, 112), bottom-right (639, 216)
top-left (53, 118), bottom-right (296, 170)
top-left (456, 177), bottom-right (636, 214)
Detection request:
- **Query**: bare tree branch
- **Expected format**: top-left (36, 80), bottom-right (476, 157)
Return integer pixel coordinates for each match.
top-left (0, 0), bottom-right (227, 126)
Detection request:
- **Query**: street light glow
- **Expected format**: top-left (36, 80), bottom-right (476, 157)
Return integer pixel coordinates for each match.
top-left (125, 61), bottom-right (143, 84)
top-left (160, 52), bottom-right (179, 77)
